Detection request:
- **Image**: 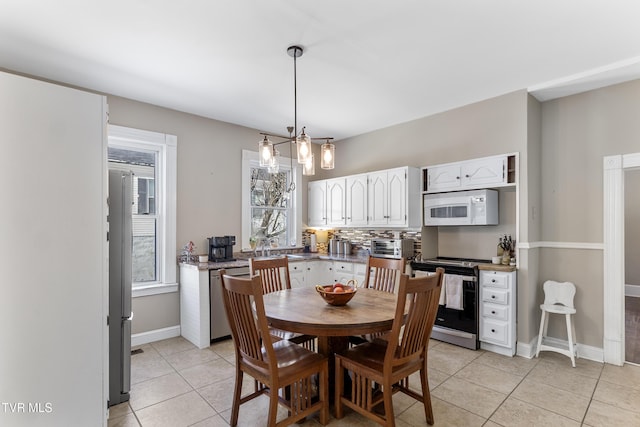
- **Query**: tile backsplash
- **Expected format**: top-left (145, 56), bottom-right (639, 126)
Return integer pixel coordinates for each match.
top-left (303, 229), bottom-right (422, 259)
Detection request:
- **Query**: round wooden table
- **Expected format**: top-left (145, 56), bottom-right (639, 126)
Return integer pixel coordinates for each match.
top-left (263, 286), bottom-right (399, 398)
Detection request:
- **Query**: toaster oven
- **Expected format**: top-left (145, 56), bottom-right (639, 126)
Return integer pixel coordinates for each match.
top-left (370, 238), bottom-right (414, 259)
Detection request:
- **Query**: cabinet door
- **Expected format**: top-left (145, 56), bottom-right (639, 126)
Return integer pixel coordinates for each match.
top-left (461, 156), bottom-right (506, 188)
top-left (326, 178), bottom-right (346, 226)
top-left (427, 164), bottom-right (461, 192)
top-left (307, 181), bottom-right (327, 226)
top-left (305, 260), bottom-right (326, 286)
top-left (386, 168), bottom-right (407, 226)
top-left (346, 174), bottom-right (368, 226)
top-left (289, 262), bottom-right (306, 288)
top-left (367, 171), bottom-right (388, 226)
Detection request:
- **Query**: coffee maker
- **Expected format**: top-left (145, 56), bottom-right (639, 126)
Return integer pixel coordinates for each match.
top-left (208, 236), bottom-right (236, 262)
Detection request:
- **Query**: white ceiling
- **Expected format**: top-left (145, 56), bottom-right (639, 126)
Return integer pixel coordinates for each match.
top-left (2, 1), bottom-right (640, 141)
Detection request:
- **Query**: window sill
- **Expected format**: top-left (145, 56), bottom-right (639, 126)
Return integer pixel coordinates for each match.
top-left (133, 282), bottom-right (179, 298)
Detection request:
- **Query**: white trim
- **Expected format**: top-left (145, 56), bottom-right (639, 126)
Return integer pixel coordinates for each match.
top-left (132, 282), bottom-right (179, 298)
top-left (108, 125), bottom-right (177, 290)
top-left (518, 241), bottom-right (604, 250)
top-left (517, 336), bottom-right (604, 363)
top-left (603, 153), bottom-right (637, 366)
top-left (131, 325), bottom-right (181, 347)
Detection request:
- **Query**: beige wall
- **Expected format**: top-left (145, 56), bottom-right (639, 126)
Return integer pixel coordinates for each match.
top-left (107, 95), bottom-right (262, 334)
top-left (108, 77), bottom-right (640, 352)
top-left (540, 79), bottom-right (640, 348)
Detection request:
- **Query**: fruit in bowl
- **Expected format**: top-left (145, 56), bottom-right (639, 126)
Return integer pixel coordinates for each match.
top-left (315, 280), bottom-right (358, 306)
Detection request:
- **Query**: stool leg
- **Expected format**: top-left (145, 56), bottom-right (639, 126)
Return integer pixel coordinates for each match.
top-left (565, 313), bottom-right (576, 367)
top-left (571, 315), bottom-right (578, 361)
top-left (536, 310), bottom-right (546, 358)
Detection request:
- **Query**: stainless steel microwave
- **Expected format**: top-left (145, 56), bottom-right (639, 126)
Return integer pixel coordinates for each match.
top-left (423, 189), bottom-right (498, 226)
top-left (370, 238), bottom-right (414, 259)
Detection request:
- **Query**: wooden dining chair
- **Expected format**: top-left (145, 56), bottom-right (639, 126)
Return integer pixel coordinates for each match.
top-left (219, 270), bottom-right (329, 427)
top-left (335, 267), bottom-right (444, 427)
top-left (349, 256), bottom-right (406, 345)
top-left (249, 256), bottom-right (317, 351)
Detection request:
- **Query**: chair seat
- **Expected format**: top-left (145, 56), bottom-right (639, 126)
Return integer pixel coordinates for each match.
top-left (540, 304), bottom-right (576, 315)
top-left (267, 340), bottom-right (326, 374)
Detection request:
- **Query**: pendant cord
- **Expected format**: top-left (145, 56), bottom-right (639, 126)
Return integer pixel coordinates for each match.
top-left (293, 48), bottom-right (298, 140)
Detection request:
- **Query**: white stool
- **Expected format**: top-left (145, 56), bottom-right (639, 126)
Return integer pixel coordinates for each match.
top-left (535, 280), bottom-right (578, 367)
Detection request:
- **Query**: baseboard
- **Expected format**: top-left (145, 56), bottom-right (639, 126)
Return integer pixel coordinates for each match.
top-left (625, 284), bottom-right (640, 297)
top-left (131, 325), bottom-right (181, 347)
top-left (516, 336), bottom-right (603, 363)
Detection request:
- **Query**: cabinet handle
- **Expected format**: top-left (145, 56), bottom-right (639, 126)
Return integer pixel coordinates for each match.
top-left (491, 279), bottom-right (496, 283)
top-left (491, 295), bottom-right (496, 299)
top-left (491, 329), bottom-right (496, 333)
top-left (456, 176), bottom-right (460, 179)
top-left (347, 217), bottom-right (351, 220)
top-left (465, 174), bottom-right (470, 178)
top-left (491, 310), bottom-right (496, 315)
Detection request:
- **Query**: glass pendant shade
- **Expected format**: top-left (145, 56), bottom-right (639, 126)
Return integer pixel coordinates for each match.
top-left (321, 141), bottom-right (335, 169)
top-left (302, 153), bottom-right (315, 176)
top-left (267, 148), bottom-right (279, 173)
top-left (259, 136), bottom-right (273, 167)
top-left (296, 130), bottom-right (312, 164)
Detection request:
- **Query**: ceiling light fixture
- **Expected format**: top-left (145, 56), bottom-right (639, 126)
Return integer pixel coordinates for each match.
top-left (257, 45), bottom-right (334, 175)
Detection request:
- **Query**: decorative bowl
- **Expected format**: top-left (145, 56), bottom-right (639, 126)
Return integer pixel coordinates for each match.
top-left (315, 279), bottom-right (358, 306)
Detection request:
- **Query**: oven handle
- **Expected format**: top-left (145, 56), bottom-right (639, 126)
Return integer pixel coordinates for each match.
top-left (412, 271), bottom-right (477, 282)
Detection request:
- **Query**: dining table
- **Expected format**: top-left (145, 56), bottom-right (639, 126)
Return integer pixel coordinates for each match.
top-left (262, 286), bottom-right (401, 397)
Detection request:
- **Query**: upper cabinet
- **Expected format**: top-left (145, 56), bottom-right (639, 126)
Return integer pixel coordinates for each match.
top-left (308, 180), bottom-right (327, 227)
top-left (346, 174), bottom-right (368, 227)
top-left (424, 154), bottom-right (516, 193)
top-left (308, 166), bottom-right (420, 228)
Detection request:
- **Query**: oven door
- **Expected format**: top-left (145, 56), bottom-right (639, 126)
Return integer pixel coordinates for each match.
top-left (434, 277), bottom-right (477, 334)
top-left (423, 195), bottom-right (472, 226)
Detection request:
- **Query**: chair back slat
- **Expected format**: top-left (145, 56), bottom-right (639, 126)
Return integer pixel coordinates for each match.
top-left (249, 257), bottom-right (292, 294)
top-left (219, 270), bottom-right (274, 371)
top-left (364, 256), bottom-right (405, 292)
top-left (386, 268), bottom-right (444, 365)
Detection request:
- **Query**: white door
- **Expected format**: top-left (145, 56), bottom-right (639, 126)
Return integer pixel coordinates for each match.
top-left (308, 180), bottom-right (327, 226)
top-left (387, 168), bottom-right (407, 226)
top-left (427, 164), bottom-right (461, 191)
top-left (368, 171), bottom-right (388, 226)
top-left (461, 156), bottom-right (506, 188)
top-left (346, 174), bottom-right (368, 226)
top-left (326, 178), bottom-right (346, 226)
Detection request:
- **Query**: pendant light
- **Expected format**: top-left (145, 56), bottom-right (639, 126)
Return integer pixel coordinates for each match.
top-left (256, 45), bottom-right (335, 175)
top-left (321, 139), bottom-right (335, 169)
top-left (258, 135), bottom-right (273, 167)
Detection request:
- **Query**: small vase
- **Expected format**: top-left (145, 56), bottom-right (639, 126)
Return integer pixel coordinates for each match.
top-left (501, 252), bottom-right (510, 265)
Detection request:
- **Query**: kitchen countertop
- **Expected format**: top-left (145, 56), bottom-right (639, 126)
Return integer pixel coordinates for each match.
top-left (478, 263), bottom-right (517, 272)
top-left (180, 253), bottom-right (369, 271)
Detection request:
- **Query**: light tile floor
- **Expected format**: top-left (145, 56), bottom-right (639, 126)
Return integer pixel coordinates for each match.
top-left (108, 337), bottom-right (640, 426)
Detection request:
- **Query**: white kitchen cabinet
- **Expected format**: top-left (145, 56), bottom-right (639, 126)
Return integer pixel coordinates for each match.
top-left (346, 174), bottom-right (368, 226)
top-left (479, 269), bottom-right (517, 356)
top-left (307, 166), bottom-right (420, 228)
top-left (308, 180), bottom-right (327, 227)
top-left (354, 263), bottom-right (368, 287)
top-left (326, 178), bottom-right (347, 226)
top-left (333, 261), bottom-right (355, 284)
top-left (424, 154), bottom-right (516, 193)
top-left (461, 156), bottom-right (507, 188)
top-left (368, 166), bottom-right (421, 228)
top-left (426, 163), bottom-right (462, 192)
top-left (289, 261), bottom-right (306, 288)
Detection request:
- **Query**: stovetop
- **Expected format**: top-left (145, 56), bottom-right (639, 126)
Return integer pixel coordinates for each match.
top-left (412, 257), bottom-right (491, 268)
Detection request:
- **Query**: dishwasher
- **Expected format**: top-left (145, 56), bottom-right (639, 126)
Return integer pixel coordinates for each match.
top-left (210, 266), bottom-right (250, 341)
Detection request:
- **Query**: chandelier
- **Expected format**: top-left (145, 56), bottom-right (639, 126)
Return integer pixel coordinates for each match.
top-left (258, 45), bottom-right (335, 176)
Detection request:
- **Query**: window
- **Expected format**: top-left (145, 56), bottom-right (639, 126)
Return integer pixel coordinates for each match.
top-left (242, 150), bottom-right (302, 250)
top-left (108, 125), bottom-right (177, 296)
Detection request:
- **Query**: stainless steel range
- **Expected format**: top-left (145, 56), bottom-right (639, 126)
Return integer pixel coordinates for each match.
top-left (410, 257), bottom-right (488, 350)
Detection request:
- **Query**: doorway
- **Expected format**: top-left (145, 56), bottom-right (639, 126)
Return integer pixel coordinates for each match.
top-left (604, 153), bottom-right (640, 366)
top-left (625, 169), bottom-right (640, 364)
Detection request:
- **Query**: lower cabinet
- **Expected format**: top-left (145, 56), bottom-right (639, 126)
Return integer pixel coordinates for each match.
top-left (288, 259), bottom-right (366, 287)
top-left (479, 269), bottom-right (517, 356)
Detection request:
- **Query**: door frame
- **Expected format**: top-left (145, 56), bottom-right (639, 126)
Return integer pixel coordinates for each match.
top-left (603, 152), bottom-right (640, 365)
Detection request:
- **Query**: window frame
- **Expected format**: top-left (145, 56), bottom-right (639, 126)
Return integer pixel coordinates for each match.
top-left (108, 125), bottom-right (177, 297)
top-left (242, 149), bottom-right (302, 251)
